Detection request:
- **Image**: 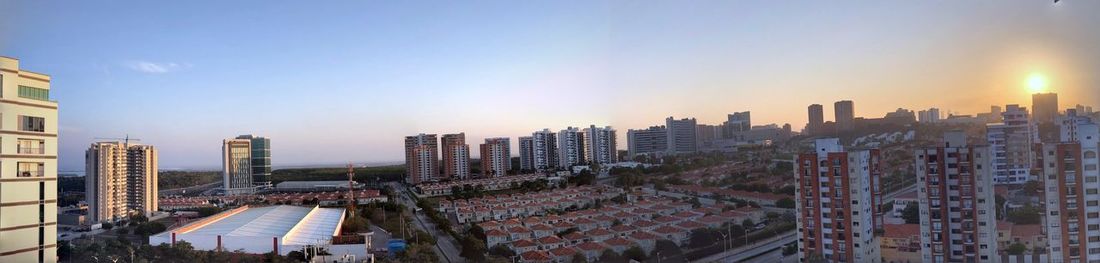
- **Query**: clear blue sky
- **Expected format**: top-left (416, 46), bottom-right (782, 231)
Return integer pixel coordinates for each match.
top-left (1, 1), bottom-right (1098, 171)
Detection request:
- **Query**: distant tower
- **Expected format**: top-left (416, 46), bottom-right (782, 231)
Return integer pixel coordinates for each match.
top-left (346, 164), bottom-right (356, 217)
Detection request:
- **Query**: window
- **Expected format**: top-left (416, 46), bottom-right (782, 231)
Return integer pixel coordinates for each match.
top-left (1086, 151), bottom-right (1097, 159)
top-left (17, 162), bottom-right (44, 177)
top-left (17, 85), bottom-right (49, 101)
top-left (17, 139), bottom-right (44, 154)
top-left (19, 115), bottom-right (45, 132)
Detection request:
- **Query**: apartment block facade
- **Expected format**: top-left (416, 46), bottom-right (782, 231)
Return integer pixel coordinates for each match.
top-left (987, 105), bottom-right (1033, 184)
top-left (914, 132), bottom-right (998, 262)
top-left (627, 126), bottom-right (667, 157)
top-left (442, 133), bottom-right (471, 180)
top-left (532, 129), bottom-right (558, 172)
top-left (85, 142), bottom-right (158, 223)
top-left (1042, 122), bottom-right (1099, 263)
top-left (0, 56), bottom-right (58, 263)
top-left (796, 138), bottom-right (882, 263)
top-left (835, 100), bottom-right (855, 132)
top-left (480, 137), bottom-right (511, 177)
top-left (405, 133), bottom-right (439, 184)
top-left (557, 127), bottom-right (585, 169)
top-left (519, 136), bottom-right (534, 171)
top-left (807, 104), bottom-right (824, 135)
top-left (665, 117), bottom-right (697, 154)
top-left (585, 125), bottom-right (617, 165)
top-left (235, 135), bottom-right (271, 184)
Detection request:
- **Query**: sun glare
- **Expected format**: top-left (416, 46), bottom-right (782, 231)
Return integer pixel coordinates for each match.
top-left (1027, 73), bottom-right (1048, 93)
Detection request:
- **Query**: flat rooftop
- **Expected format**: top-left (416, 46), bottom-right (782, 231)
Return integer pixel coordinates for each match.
top-left (152, 205), bottom-right (345, 247)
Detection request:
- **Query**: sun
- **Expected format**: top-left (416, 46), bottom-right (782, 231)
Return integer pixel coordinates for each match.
top-left (1027, 73), bottom-right (1048, 93)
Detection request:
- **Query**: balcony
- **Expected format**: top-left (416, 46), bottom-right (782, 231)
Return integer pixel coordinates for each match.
top-left (17, 146), bottom-right (45, 155)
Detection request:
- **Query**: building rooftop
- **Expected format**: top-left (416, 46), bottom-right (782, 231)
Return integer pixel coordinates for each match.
top-left (151, 205), bottom-right (346, 249)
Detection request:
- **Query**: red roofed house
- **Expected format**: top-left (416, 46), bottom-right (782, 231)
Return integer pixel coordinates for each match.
top-left (881, 224), bottom-right (921, 263)
top-left (603, 237), bottom-right (637, 254)
top-left (486, 229), bottom-right (510, 249)
top-left (530, 223), bottom-right (555, 239)
top-left (509, 226), bottom-right (533, 241)
top-left (575, 242), bottom-right (607, 262)
top-left (629, 231), bottom-right (660, 254)
top-left (510, 239), bottom-right (539, 254)
top-left (675, 220), bottom-right (707, 231)
top-left (519, 250), bottom-right (552, 263)
top-left (562, 232), bottom-right (587, 245)
top-left (585, 228), bottom-right (615, 242)
top-left (549, 247), bottom-right (579, 263)
top-left (610, 224), bottom-right (636, 237)
top-left (537, 235), bottom-right (565, 250)
top-left (653, 225), bottom-right (689, 246)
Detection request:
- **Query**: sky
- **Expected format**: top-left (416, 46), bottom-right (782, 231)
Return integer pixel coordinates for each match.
top-left (1, 1), bottom-right (1098, 171)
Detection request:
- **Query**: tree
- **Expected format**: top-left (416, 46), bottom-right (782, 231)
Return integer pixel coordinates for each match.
top-left (468, 225), bottom-right (487, 242)
top-left (129, 214), bottom-right (149, 223)
top-left (598, 249), bottom-right (624, 263)
top-left (401, 243), bottom-right (439, 262)
top-left (776, 198), bottom-right (796, 209)
top-left (101, 222), bottom-right (114, 230)
top-left (902, 204), bottom-right (920, 224)
top-left (1006, 243), bottom-right (1028, 255)
top-left (774, 185), bottom-right (797, 195)
top-left (653, 239), bottom-right (682, 259)
top-left (688, 228), bottom-right (721, 249)
top-left (341, 215), bottom-right (370, 234)
top-left (460, 236), bottom-right (487, 262)
top-left (488, 244), bottom-right (516, 258)
top-left (622, 246), bottom-right (646, 262)
top-left (1023, 181), bottom-right (1040, 196)
top-left (742, 218), bottom-right (756, 230)
top-left (1007, 204), bottom-right (1043, 225)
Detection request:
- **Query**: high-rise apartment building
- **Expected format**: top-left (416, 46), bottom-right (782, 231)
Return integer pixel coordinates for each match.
top-left (441, 133), bottom-right (470, 180)
top-left (914, 131), bottom-right (997, 262)
top-left (1033, 92), bottom-right (1059, 124)
top-left (918, 108), bottom-right (942, 124)
top-left (531, 129), bottom-right (559, 171)
top-left (665, 117), bottom-right (697, 154)
top-left (796, 138), bottom-right (882, 263)
top-left (223, 138), bottom-right (253, 195)
top-left (518, 136), bottom-right (534, 171)
top-left (1041, 122), bottom-right (1099, 263)
top-left (479, 137), bottom-right (511, 177)
top-left (0, 57), bottom-right (58, 262)
top-left (627, 126), bottom-right (667, 157)
top-left (696, 124), bottom-right (721, 149)
top-left (85, 142), bottom-right (158, 223)
top-left (557, 127), bottom-right (585, 169)
top-left (807, 104), bottom-right (825, 135)
top-left (725, 111), bottom-right (751, 137)
top-left (404, 133), bottom-right (439, 184)
top-left (835, 100), bottom-right (855, 132)
top-left (585, 125), bottom-right (617, 164)
top-left (986, 105), bottom-right (1033, 184)
top-left (234, 135), bottom-right (270, 184)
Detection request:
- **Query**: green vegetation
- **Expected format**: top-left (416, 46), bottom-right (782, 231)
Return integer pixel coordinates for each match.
top-left (902, 204), bottom-right (920, 224)
top-left (1007, 204), bottom-right (1044, 225)
top-left (269, 165), bottom-right (405, 184)
top-left (1006, 243), bottom-right (1028, 255)
top-left (776, 198), bottom-right (796, 208)
top-left (159, 171), bottom-right (221, 190)
top-left (59, 239), bottom-right (294, 263)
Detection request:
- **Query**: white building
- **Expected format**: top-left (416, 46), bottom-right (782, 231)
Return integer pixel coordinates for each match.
top-left (1043, 122), bottom-right (1099, 263)
top-left (519, 136), bottom-right (535, 171)
top-left (557, 127), bottom-right (585, 169)
top-left (532, 129), bottom-right (558, 171)
top-left (585, 125), bottom-right (617, 164)
top-left (666, 117), bottom-right (697, 154)
top-left (86, 142), bottom-right (158, 223)
top-left (918, 108), bottom-right (942, 123)
top-left (986, 105), bottom-right (1033, 184)
top-left (0, 56), bottom-right (59, 262)
top-left (915, 131), bottom-right (997, 262)
top-left (627, 126), bottom-right (667, 157)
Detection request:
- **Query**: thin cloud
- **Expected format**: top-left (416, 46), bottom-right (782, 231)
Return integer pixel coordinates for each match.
top-left (123, 60), bottom-right (190, 74)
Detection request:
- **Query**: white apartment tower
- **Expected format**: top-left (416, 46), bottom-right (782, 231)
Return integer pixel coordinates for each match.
top-left (665, 117), bottom-right (698, 154)
top-left (1043, 121), bottom-right (1100, 263)
top-left (85, 142), bottom-right (158, 223)
top-left (518, 136), bottom-right (535, 171)
top-left (796, 139), bottom-right (882, 263)
top-left (531, 129), bottom-right (558, 171)
top-left (480, 137), bottom-right (511, 177)
top-left (915, 131), bottom-right (997, 262)
top-left (0, 57), bottom-right (59, 262)
top-left (986, 104), bottom-right (1033, 184)
top-left (557, 127), bottom-right (585, 169)
top-left (585, 125), bottom-right (617, 164)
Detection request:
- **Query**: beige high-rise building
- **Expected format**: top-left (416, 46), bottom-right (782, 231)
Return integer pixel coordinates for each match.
top-left (405, 134), bottom-right (439, 184)
top-left (441, 133), bottom-right (470, 180)
top-left (223, 138), bottom-right (254, 195)
top-left (0, 56), bottom-right (59, 263)
top-left (85, 142), bottom-right (158, 224)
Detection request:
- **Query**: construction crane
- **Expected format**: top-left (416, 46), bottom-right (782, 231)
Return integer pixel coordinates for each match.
top-left (93, 134), bottom-right (142, 144)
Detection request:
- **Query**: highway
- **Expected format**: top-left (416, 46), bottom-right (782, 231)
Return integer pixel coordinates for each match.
top-left (391, 182), bottom-right (465, 263)
top-left (690, 230), bottom-right (796, 263)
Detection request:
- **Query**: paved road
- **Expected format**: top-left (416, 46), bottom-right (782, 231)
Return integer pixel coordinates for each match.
top-left (740, 247), bottom-right (797, 263)
top-left (392, 183), bottom-right (464, 263)
top-left (159, 181), bottom-right (223, 197)
top-left (690, 230), bottom-right (796, 263)
top-left (882, 183), bottom-right (917, 205)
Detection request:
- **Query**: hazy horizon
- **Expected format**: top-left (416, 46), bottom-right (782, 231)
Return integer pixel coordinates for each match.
top-left (2, 1), bottom-right (1098, 171)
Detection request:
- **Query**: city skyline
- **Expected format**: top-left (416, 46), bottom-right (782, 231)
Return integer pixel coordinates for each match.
top-left (2, 1), bottom-right (1100, 170)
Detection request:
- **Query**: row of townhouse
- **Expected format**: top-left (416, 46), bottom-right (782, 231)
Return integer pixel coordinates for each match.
top-left (416, 173), bottom-right (548, 197)
top-left (158, 189), bottom-right (388, 209)
top-left (442, 185), bottom-right (625, 223)
top-left (483, 197), bottom-right (768, 262)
